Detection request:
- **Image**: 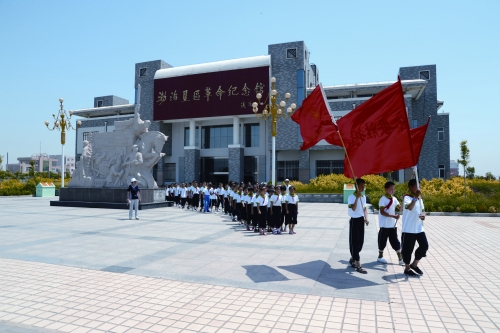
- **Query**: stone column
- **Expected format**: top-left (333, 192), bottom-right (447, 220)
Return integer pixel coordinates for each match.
top-left (299, 150), bottom-right (310, 183)
top-left (184, 119), bottom-right (200, 182)
top-left (233, 116), bottom-right (240, 145)
top-left (189, 120), bottom-right (196, 146)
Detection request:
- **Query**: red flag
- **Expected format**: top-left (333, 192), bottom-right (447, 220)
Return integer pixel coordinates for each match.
top-left (291, 84), bottom-right (338, 150)
top-left (325, 78), bottom-right (415, 177)
top-left (410, 117), bottom-right (430, 162)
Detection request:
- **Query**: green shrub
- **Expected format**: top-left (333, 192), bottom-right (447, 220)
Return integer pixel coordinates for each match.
top-left (440, 205), bottom-right (455, 212)
top-left (489, 206), bottom-right (497, 213)
top-left (459, 204), bottom-right (477, 213)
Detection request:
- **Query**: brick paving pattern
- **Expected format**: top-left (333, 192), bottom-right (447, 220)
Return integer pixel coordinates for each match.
top-left (0, 197), bottom-right (499, 332)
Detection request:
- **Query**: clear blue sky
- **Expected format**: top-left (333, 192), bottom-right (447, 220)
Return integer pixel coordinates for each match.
top-left (1, 0), bottom-right (499, 177)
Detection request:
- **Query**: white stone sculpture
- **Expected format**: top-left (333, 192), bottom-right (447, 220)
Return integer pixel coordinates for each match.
top-left (68, 101), bottom-right (168, 189)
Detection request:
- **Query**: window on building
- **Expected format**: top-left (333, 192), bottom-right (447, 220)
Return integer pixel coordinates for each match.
top-left (438, 127), bottom-right (444, 141)
top-left (184, 127), bottom-right (199, 146)
top-left (244, 156), bottom-right (258, 183)
top-left (411, 119), bottom-right (418, 129)
top-left (286, 48), bottom-right (297, 59)
top-left (164, 163), bottom-right (176, 183)
top-left (97, 100), bottom-right (103, 107)
top-left (82, 131), bottom-right (99, 141)
top-left (277, 161), bottom-right (299, 181)
top-left (438, 164), bottom-right (445, 179)
top-left (244, 124), bottom-right (259, 147)
top-left (201, 125), bottom-right (233, 149)
top-left (419, 70), bottom-right (430, 80)
top-left (316, 160), bottom-right (344, 176)
top-left (140, 68), bottom-right (147, 77)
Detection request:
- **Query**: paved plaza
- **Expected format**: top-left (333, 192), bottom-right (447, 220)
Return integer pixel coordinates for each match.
top-left (0, 196), bottom-right (499, 332)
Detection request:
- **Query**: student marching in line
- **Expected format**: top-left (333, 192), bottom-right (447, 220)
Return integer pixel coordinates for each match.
top-left (179, 183), bottom-right (187, 208)
top-left (186, 182), bottom-right (193, 209)
top-left (257, 186), bottom-right (269, 235)
top-left (347, 178), bottom-right (369, 274)
top-left (377, 181), bottom-right (404, 265)
top-left (246, 187), bottom-right (255, 231)
top-left (210, 185), bottom-right (217, 213)
top-left (266, 186), bottom-right (273, 232)
top-left (284, 179), bottom-right (291, 195)
top-left (216, 183), bottom-right (224, 212)
top-left (223, 184), bottom-right (230, 215)
top-left (280, 185), bottom-right (288, 232)
top-left (232, 186), bottom-right (241, 222)
top-left (402, 179), bottom-right (428, 276)
top-left (199, 182), bottom-right (207, 212)
top-left (203, 183), bottom-right (211, 213)
top-left (285, 186), bottom-right (299, 234)
top-left (251, 187), bottom-right (260, 232)
top-left (191, 181), bottom-right (199, 211)
top-left (165, 184), bottom-right (170, 201)
top-left (241, 186), bottom-right (249, 226)
top-left (174, 183), bottom-right (181, 208)
top-left (270, 185), bottom-right (283, 235)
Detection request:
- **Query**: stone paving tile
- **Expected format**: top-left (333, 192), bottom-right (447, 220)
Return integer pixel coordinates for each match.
top-left (0, 197), bottom-right (499, 332)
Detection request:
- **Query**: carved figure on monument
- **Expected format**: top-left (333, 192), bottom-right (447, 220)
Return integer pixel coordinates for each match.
top-left (105, 155), bottom-right (125, 187)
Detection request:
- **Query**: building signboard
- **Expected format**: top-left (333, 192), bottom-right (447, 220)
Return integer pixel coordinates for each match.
top-left (153, 66), bottom-right (269, 121)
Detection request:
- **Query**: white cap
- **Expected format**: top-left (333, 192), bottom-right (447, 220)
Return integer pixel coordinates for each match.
top-left (285, 179), bottom-right (290, 182)
top-left (131, 178), bottom-right (137, 183)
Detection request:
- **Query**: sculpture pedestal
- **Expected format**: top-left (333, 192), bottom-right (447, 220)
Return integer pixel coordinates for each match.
top-left (50, 188), bottom-right (173, 210)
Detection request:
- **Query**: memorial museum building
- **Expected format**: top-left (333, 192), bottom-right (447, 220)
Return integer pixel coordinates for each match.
top-left (73, 41), bottom-right (450, 184)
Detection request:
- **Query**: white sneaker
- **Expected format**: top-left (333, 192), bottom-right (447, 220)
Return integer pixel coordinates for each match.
top-left (399, 259), bottom-right (405, 265)
top-left (377, 257), bottom-right (387, 264)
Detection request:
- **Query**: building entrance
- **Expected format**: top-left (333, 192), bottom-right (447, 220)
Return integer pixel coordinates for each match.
top-left (201, 157), bottom-right (228, 185)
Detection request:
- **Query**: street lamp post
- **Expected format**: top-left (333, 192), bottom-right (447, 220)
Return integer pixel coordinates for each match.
top-left (252, 77), bottom-right (296, 185)
top-left (45, 98), bottom-right (81, 188)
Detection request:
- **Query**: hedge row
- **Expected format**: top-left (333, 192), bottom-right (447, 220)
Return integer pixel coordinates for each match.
top-left (290, 174), bottom-right (499, 213)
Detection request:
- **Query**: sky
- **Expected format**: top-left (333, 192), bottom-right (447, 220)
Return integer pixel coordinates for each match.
top-left (0, 0), bottom-right (499, 177)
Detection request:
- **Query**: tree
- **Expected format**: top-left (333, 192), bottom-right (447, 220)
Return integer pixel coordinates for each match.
top-left (466, 166), bottom-right (475, 179)
top-left (457, 140), bottom-right (471, 197)
top-left (29, 160), bottom-right (35, 178)
top-left (0, 155), bottom-right (3, 171)
top-left (485, 172), bottom-right (496, 180)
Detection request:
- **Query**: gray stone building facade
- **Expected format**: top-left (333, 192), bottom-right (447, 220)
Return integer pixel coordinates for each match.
top-left (71, 41), bottom-right (450, 185)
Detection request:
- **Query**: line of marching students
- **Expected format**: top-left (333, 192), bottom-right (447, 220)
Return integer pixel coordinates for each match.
top-left (164, 179), bottom-right (299, 235)
top-left (163, 177), bottom-right (428, 276)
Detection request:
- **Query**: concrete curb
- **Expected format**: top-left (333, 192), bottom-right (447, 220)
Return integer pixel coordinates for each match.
top-left (372, 209), bottom-right (500, 217)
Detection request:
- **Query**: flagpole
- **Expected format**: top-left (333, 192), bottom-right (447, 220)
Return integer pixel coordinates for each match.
top-left (412, 165), bottom-right (425, 220)
top-left (319, 82), bottom-right (359, 191)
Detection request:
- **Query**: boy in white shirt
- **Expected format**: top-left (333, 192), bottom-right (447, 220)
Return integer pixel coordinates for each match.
top-left (285, 186), bottom-right (299, 235)
top-left (401, 179), bottom-right (428, 276)
top-left (270, 185), bottom-right (283, 235)
top-left (179, 183), bottom-right (187, 209)
top-left (347, 178), bottom-right (369, 274)
top-left (377, 182), bottom-right (404, 265)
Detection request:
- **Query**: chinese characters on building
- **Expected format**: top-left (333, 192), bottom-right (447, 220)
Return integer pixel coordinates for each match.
top-left (156, 82), bottom-right (266, 106)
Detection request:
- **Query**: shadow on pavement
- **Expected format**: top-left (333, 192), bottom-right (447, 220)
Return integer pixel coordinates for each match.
top-left (242, 265), bottom-right (290, 283)
top-left (278, 260), bottom-right (381, 290)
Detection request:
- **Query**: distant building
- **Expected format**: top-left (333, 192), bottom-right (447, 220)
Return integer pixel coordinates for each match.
top-left (6, 155), bottom-right (75, 175)
top-left (450, 160), bottom-right (459, 177)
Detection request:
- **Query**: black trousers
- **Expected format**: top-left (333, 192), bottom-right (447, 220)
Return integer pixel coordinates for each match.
top-left (236, 203), bottom-right (242, 220)
top-left (286, 204), bottom-right (298, 225)
top-left (240, 204), bottom-right (247, 221)
top-left (246, 205), bottom-right (253, 225)
top-left (224, 198), bottom-right (229, 213)
top-left (258, 206), bottom-right (268, 229)
top-left (281, 203), bottom-right (287, 225)
top-left (272, 206), bottom-right (282, 229)
top-left (401, 232), bottom-right (429, 264)
top-left (378, 227), bottom-right (401, 252)
top-left (192, 194), bottom-right (199, 208)
top-left (180, 197), bottom-right (186, 207)
top-left (349, 217), bottom-right (365, 261)
top-left (252, 207), bottom-right (259, 227)
top-left (175, 195), bottom-right (180, 205)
